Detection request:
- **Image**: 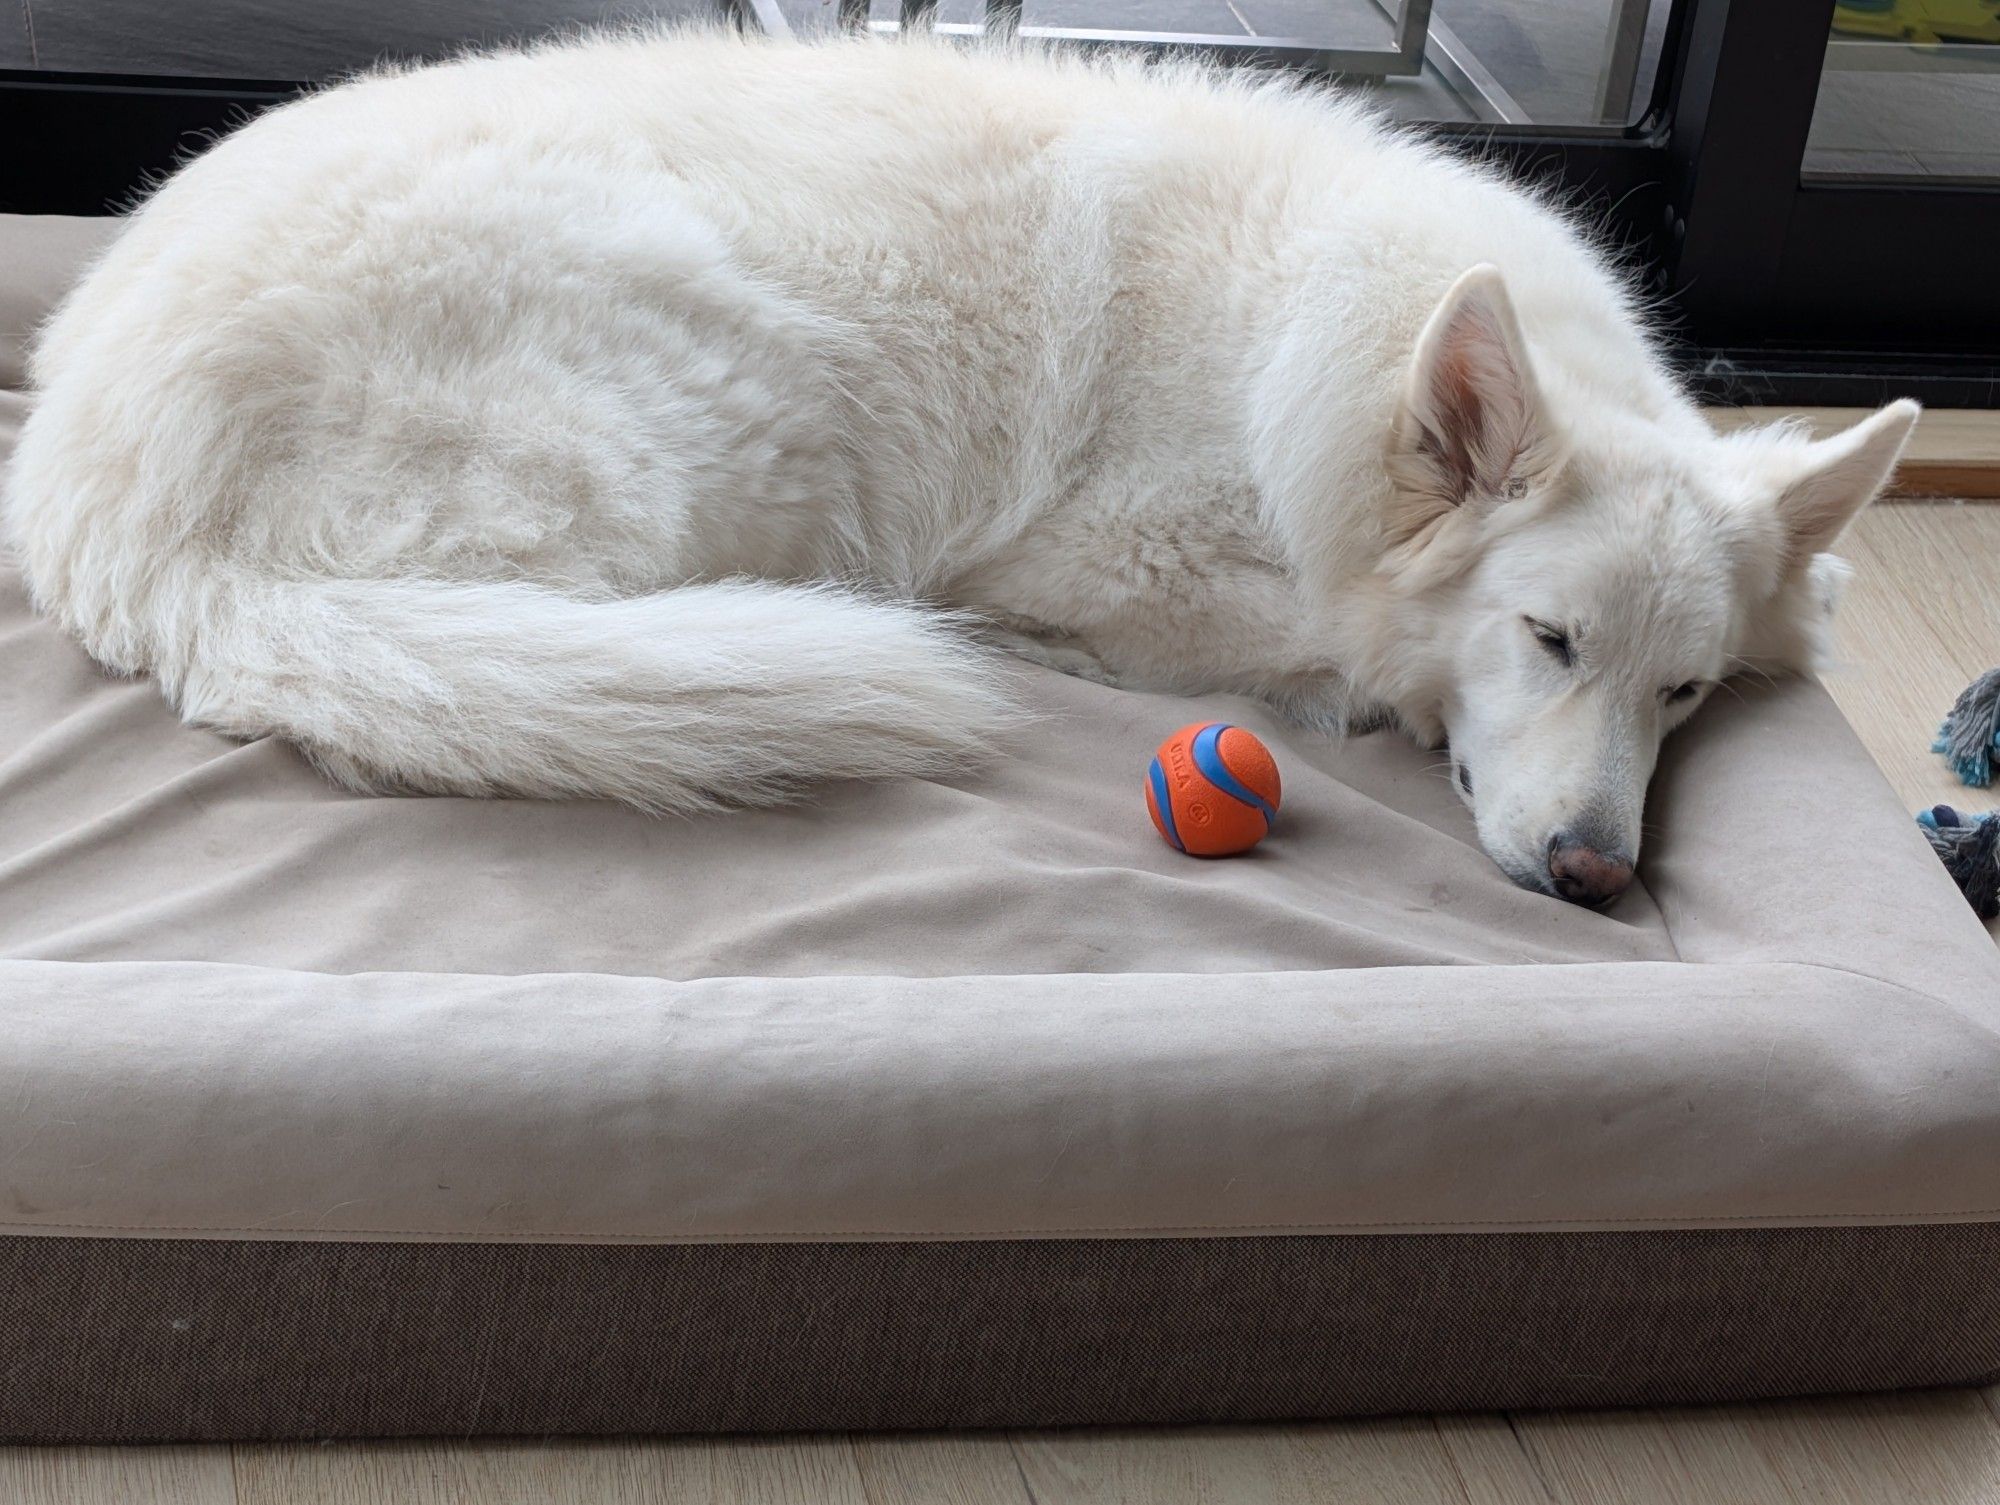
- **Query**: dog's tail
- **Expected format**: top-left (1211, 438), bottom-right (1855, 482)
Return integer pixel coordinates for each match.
top-left (166, 571), bottom-right (1014, 811)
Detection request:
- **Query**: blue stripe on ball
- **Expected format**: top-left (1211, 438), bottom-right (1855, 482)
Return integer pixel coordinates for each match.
top-left (1190, 723), bottom-right (1275, 826)
top-left (1148, 756), bottom-right (1185, 851)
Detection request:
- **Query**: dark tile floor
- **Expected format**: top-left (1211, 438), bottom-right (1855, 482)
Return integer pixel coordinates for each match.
top-left (790, 0), bottom-right (1658, 126)
top-left (856, 0), bottom-right (1411, 48)
top-left (1807, 65), bottom-right (2000, 183)
top-left (1432, 0), bottom-right (1662, 125)
top-left (6, 0), bottom-right (1611, 126)
top-left (1227, 0), bottom-right (1392, 47)
top-left (11, 0), bottom-right (710, 80)
top-left (1, 3), bottom-right (32, 70)
top-left (11, 0), bottom-right (1988, 174)
top-left (906, 0), bottom-right (1243, 36)
top-left (798, 0), bottom-right (1484, 119)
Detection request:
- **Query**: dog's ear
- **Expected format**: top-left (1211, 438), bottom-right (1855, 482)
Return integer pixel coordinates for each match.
top-left (1386, 265), bottom-right (1561, 543)
top-left (1763, 400), bottom-right (1919, 564)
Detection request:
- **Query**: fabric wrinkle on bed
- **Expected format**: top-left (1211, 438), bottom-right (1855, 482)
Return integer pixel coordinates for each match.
top-left (0, 560), bottom-right (1679, 977)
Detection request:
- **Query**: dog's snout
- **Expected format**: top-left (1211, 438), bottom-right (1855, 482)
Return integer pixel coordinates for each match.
top-left (1547, 835), bottom-right (1634, 907)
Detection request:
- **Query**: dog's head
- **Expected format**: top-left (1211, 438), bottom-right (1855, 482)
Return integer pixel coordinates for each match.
top-left (1378, 265), bottom-right (1917, 905)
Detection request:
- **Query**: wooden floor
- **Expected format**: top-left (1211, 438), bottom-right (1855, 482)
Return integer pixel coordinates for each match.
top-left (7, 499), bottom-right (1998, 1505)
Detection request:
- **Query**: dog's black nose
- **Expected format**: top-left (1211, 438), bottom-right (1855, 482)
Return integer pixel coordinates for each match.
top-left (1547, 838), bottom-right (1634, 907)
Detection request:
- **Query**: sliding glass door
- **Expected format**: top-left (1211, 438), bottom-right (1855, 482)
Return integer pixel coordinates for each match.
top-left (3, 0), bottom-right (1996, 400)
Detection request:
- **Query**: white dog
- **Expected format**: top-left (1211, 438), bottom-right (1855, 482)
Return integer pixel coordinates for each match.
top-left (4, 31), bottom-right (1916, 904)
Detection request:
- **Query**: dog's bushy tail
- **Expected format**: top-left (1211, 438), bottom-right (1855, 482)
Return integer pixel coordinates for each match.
top-left (170, 572), bottom-right (1014, 811)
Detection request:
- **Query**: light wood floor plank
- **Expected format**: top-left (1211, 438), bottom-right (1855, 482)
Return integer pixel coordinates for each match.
top-left (849, 1432), bottom-right (1032, 1505)
top-left (1009, 1416), bottom-right (1539, 1505)
top-left (1514, 1391), bottom-right (2000, 1505)
top-left (0, 1445), bottom-right (236, 1505)
top-left (1843, 503), bottom-right (2000, 690)
top-left (232, 1435), bottom-right (870, 1505)
top-left (1821, 503), bottom-right (2000, 939)
top-left (1431, 1415), bottom-right (1560, 1505)
top-left (1823, 503), bottom-right (2000, 812)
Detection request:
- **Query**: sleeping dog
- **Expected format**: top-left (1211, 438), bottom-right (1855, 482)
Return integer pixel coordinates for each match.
top-left (4, 31), bottom-right (1916, 904)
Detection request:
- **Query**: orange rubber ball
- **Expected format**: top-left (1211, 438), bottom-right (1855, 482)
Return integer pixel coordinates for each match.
top-left (1145, 721), bottom-right (1282, 857)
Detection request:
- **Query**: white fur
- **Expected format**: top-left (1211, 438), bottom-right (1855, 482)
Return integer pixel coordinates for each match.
top-left (2, 30), bottom-right (1917, 890)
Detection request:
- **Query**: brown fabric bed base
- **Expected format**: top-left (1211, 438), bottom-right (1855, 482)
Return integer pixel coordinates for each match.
top-left (6, 1228), bottom-right (1999, 1441)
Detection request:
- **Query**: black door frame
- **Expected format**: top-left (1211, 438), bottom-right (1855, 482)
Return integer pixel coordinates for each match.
top-left (0, 68), bottom-right (293, 217)
top-left (1657, 0), bottom-right (2000, 405)
top-left (2, 0), bottom-right (1995, 405)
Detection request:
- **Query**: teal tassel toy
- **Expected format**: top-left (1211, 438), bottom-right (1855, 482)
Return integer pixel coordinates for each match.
top-left (1934, 667), bottom-right (2000, 789)
top-left (1918, 805), bottom-right (1999, 921)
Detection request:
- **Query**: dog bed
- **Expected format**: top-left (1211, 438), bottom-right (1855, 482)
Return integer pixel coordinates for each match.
top-left (4, 213), bottom-right (2000, 1441)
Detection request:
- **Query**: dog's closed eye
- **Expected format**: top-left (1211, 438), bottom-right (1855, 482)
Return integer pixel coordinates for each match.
top-left (1665, 681), bottom-right (1703, 705)
top-left (1525, 618), bottom-right (1573, 667)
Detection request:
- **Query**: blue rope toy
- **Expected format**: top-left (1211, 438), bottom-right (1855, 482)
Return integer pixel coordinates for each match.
top-left (1922, 667), bottom-right (2000, 920)
top-left (1918, 806), bottom-right (1999, 921)
top-left (1934, 667), bottom-right (2000, 790)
